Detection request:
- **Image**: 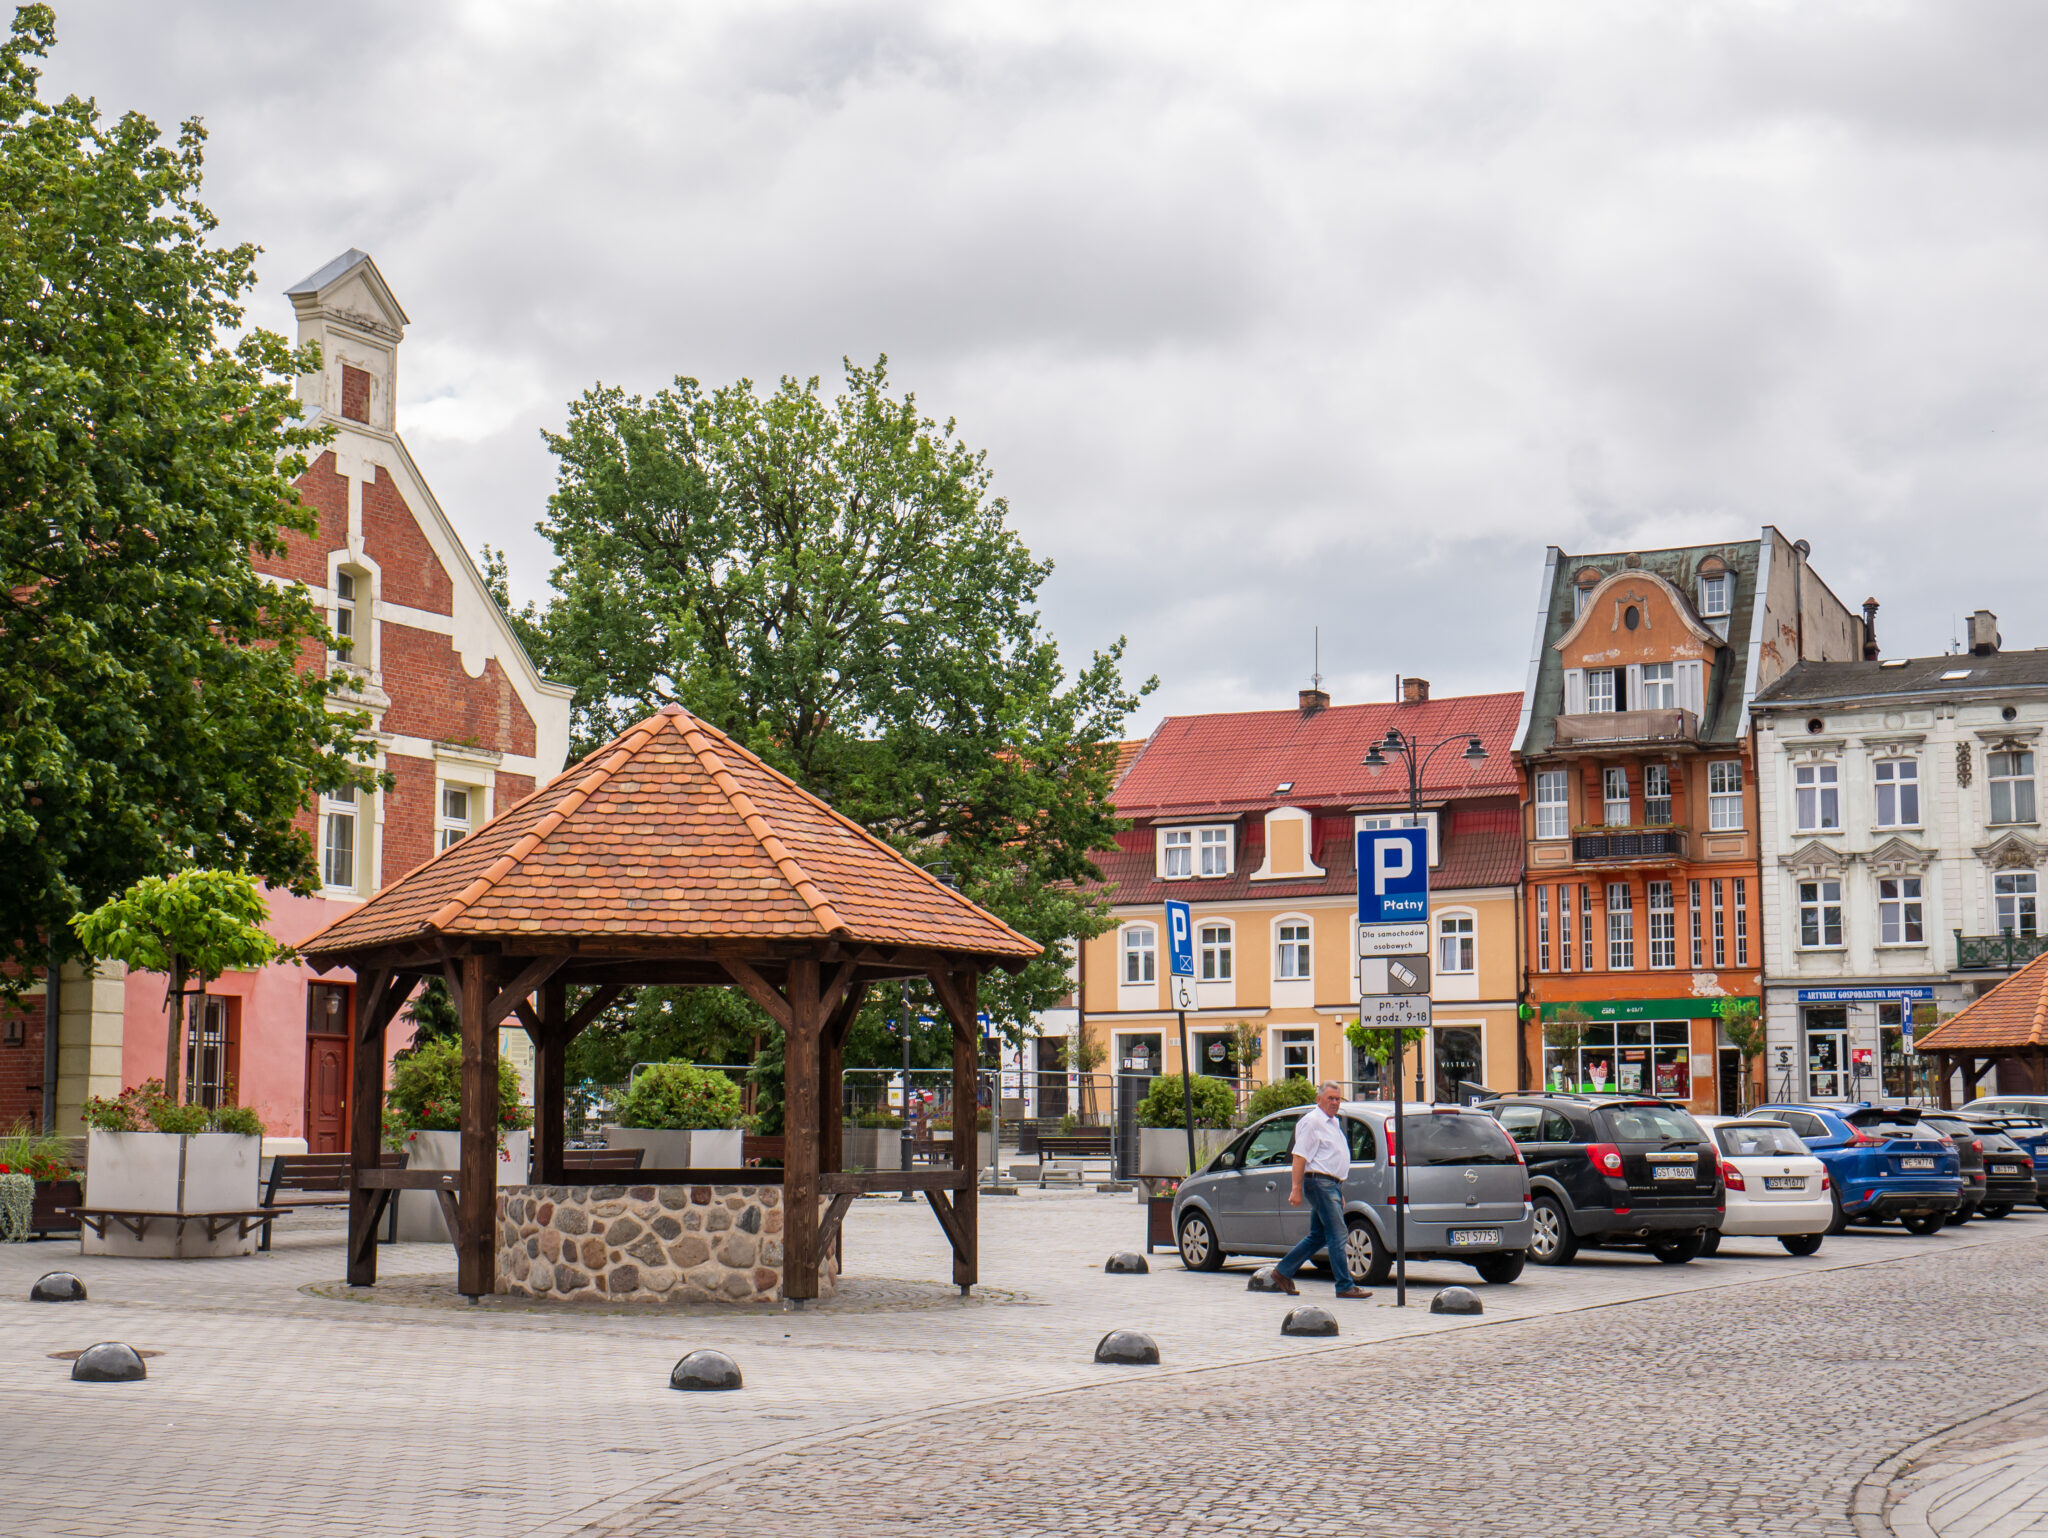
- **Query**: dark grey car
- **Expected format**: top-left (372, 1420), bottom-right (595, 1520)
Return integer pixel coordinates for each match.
top-left (1171, 1103), bottom-right (1534, 1284)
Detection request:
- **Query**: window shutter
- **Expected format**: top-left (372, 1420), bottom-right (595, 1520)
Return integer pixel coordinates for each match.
top-left (1625, 664), bottom-right (1643, 712)
top-left (1677, 660), bottom-right (1705, 716)
top-left (1564, 668), bottom-right (1586, 713)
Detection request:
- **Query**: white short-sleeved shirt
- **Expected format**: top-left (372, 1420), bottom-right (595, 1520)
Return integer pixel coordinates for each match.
top-left (1291, 1106), bottom-right (1351, 1180)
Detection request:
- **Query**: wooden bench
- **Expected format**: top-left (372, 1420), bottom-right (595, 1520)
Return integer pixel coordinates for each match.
top-left (551, 1147), bottom-right (646, 1177)
top-left (64, 1208), bottom-right (284, 1244)
top-left (743, 1134), bottom-right (785, 1166)
top-left (259, 1152), bottom-right (407, 1251)
top-left (1034, 1131), bottom-right (1113, 1186)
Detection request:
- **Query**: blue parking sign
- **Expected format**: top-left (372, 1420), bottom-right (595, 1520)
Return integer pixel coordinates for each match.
top-left (1357, 827), bottom-right (1429, 925)
top-left (1164, 898), bottom-right (1195, 977)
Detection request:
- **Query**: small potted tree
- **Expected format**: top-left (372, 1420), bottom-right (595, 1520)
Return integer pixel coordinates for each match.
top-left (385, 1037), bottom-right (533, 1241)
top-left (1134, 1073), bottom-right (1239, 1177)
top-left (602, 1062), bottom-right (745, 1169)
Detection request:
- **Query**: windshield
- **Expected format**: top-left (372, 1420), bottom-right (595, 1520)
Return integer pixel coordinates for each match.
top-left (1599, 1104), bottom-right (1705, 1143)
top-left (1399, 1113), bottom-right (1519, 1166)
top-left (1714, 1124), bottom-right (1808, 1158)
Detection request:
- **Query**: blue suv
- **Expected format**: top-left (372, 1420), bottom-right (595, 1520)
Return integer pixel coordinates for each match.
top-left (1750, 1104), bottom-right (1961, 1234)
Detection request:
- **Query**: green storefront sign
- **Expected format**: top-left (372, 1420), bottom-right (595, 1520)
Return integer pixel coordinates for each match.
top-left (1539, 997), bottom-right (1758, 1023)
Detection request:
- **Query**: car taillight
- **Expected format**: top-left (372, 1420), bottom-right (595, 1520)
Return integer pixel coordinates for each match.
top-left (1848, 1130), bottom-right (1883, 1147)
top-left (1385, 1123), bottom-right (1399, 1162)
top-left (1587, 1141), bottom-right (1624, 1176)
top-left (1820, 1176), bottom-right (1830, 1191)
top-left (1721, 1160), bottom-right (1746, 1191)
top-left (1968, 1140), bottom-right (1982, 1154)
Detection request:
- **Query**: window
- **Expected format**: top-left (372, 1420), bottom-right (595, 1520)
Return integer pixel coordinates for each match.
top-left (1798, 879), bottom-right (1843, 948)
top-left (437, 785), bottom-right (472, 851)
top-left (1535, 769), bottom-right (1570, 840)
top-left (1547, 1020), bottom-right (1690, 1096)
top-left (1559, 884), bottom-right (1573, 971)
top-left (1276, 922), bottom-right (1312, 981)
top-left (184, 995), bottom-right (234, 1111)
top-left (1198, 826), bottom-right (1231, 876)
top-left (1199, 924), bottom-right (1233, 982)
top-left (1603, 767), bottom-right (1630, 827)
top-left (1647, 881), bottom-right (1675, 969)
top-left (1639, 663), bottom-right (1676, 710)
top-left (1243, 1116), bottom-right (1300, 1165)
top-left (1990, 751), bottom-right (2037, 824)
top-left (1995, 873), bottom-right (2039, 937)
top-left (1711, 878), bottom-right (1726, 968)
top-left (1607, 882), bottom-right (1634, 970)
top-left (1586, 669), bottom-right (1616, 713)
top-left (1878, 877), bottom-right (1924, 944)
top-left (1122, 926), bottom-right (1156, 984)
top-left (1161, 828), bottom-right (1192, 878)
top-left (1277, 1028), bottom-right (1316, 1081)
top-left (1873, 758), bottom-right (1919, 828)
top-left (1356, 811), bottom-right (1440, 866)
top-left (1689, 879), bottom-right (1703, 968)
top-left (1537, 888), bottom-right (1551, 972)
top-left (1497, 1104), bottom-right (1543, 1144)
top-left (1804, 1009), bottom-right (1848, 1100)
top-left (1794, 764), bottom-right (1840, 831)
top-left (1438, 913), bottom-right (1475, 974)
top-left (332, 571), bottom-right (356, 653)
top-left (1644, 763), bottom-right (1672, 826)
top-left (1734, 877), bottom-right (1749, 965)
top-left (1574, 574), bottom-right (1600, 616)
top-left (322, 787), bottom-right (356, 890)
top-left (1698, 570), bottom-right (1732, 623)
top-left (1878, 1002), bottom-right (1913, 1098)
top-left (1708, 761), bottom-right (1743, 830)
top-left (1579, 884), bottom-right (1593, 972)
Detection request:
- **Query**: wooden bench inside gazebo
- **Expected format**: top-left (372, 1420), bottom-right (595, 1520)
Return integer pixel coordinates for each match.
top-left (298, 704), bottom-right (1040, 1304)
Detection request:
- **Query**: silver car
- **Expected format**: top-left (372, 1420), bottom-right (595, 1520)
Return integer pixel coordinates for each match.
top-left (1171, 1102), bottom-right (1534, 1284)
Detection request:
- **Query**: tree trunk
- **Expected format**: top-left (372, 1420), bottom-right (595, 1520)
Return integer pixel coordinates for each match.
top-left (163, 956), bottom-right (188, 1100)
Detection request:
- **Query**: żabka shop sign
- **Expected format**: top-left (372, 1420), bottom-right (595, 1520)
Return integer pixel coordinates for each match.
top-left (1539, 997), bottom-right (1759, 1022)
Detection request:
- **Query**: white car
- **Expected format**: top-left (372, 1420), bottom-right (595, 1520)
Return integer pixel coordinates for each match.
top-left (1696, 1116), bottom-right (1832, 1256)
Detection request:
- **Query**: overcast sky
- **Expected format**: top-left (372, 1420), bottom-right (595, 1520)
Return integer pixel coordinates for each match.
top-left (42, 2), bottom-right (2048, 733)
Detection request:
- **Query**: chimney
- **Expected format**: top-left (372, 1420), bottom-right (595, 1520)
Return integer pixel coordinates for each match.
top-left (1402, 677), bottom-right (1430, 704)
top-left (1298, 687), bottom-right (1330, 715)
top-left (1969, 609), bottom-right (2002, 657)
top-left (1862, 597), bottom-right (1881, 661)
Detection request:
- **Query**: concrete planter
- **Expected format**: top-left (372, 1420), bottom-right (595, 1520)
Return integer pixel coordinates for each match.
top-left (82, 1130), bottom-right (261, 1258)
top-left (397, 1129), bottom-right (531, 1244)
top-left (600, 1126), bottom-right (745, 1169)
top-left (1136, 1125), bottom-right (1235, 1177)
top-left (842, 1127), bottom-right (908, 1171)
top-left (931, 1130), bottom-right (995, 1171)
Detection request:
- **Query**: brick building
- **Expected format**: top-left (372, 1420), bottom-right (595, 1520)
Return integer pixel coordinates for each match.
top-left (0, 250), bottom-right (572, 1146)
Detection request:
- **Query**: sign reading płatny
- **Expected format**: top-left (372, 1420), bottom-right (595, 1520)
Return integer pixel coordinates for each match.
top-left (1357, 826), bottom-right (1430, 956)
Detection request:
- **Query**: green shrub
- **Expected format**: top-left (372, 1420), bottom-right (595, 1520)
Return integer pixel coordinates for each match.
top-left (615, 1062), bottom-right (742, 1131)
top-left (852, 1111), bottom-right (904, 1130)
top-left (1245, 1076), bottom-right (1321, 1122)
top-left (213, 1105), bottom-right (264, 1137)
top-left (387, 1039), bottom-right (532, 1134)
top-left (79, 1079), bottom-right (266, 1137)
top-left (1134, 1073), bottom-right (1237, 1129)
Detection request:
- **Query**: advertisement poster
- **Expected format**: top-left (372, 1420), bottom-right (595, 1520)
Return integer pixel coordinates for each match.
top-left (1655, 1060), bottom-right (1689, 1097)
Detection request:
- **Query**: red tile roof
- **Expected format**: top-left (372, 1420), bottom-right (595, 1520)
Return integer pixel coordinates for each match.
top-left (1916, 953), bottom-right (2048, 1053)
top-left (299, 705), bottom-right (1041, 964)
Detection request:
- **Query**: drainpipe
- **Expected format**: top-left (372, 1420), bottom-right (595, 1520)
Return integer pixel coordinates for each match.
top-left (43, 946), bottom-right (60, 1134)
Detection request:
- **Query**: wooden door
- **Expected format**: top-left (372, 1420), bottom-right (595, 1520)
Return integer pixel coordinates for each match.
top-left (305, 983), bottom-right (353, 1153)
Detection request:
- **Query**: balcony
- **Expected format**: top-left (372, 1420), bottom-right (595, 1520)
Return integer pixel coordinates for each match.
top-left (1572, 827), bottom-right (1688, 864)
top-left (1552, 708), bottom-right (1701, 749)
top-left (1954, 931), bottom-right (2048, 972)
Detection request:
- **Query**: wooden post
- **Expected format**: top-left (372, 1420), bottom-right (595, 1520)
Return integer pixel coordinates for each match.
top-left (535, 978), bottom-right (567, 1185)
top-left (822, 1020), bottom-right (845, 1179)
top-left (346, 968), bottom-right (394, 1287)
top-left (783, 959), bottom-right (823, 1302)
top-left (1937, 1053), bottom-right (1954, 1110)
top-left (457, 952), bottom-right (497, 1298)
top-left (948, 971), bottom-right (980, 1294)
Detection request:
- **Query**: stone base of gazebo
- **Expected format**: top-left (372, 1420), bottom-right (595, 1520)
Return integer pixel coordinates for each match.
top-left (494, 1184), bottom-right (837, 1303)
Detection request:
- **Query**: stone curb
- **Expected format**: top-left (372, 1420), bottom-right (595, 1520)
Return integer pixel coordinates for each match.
top-left (1848, 1388), bottom-right (2048, 1537)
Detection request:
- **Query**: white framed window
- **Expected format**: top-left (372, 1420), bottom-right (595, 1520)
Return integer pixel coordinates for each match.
top-left (438, 785), bottom-right (473, 851)
top-left (1276, 1027), bottom-right (1316, 1082)
top-left (1698, 570), bottom-right (1731, 620)
top-left (1639, 663), bottom-right (1676, 710)
top-left (1873, 758), bottom-right (1919, 829)
top-left (1122, 925), bottom-right (1156, 984)
top-left (1198, 923), bottom-right (1233, 982)
top-left (1586, 669), bottom-right (1616, 713)
top-left (1161, 828), bottom-right (1192, 879)
top-left (1437, 912), bottom-right (1475, 974)
top-left (1276, 921), bottom-right (1312, 981)
top-left (1734, 877), bottom-right (1749, 966)
top-left (332, 571), bottom-right (357, 655)
top-left (1559, 885), bottom-right (1573, 971)
top-left (1878, 877), bottom-right (1924, 945)
top-left (1535, 770), bottom-right (1570, 840)
top-left (1689, 879), bottom-right (1704, 968)
top-left (1647, 880), bottom-right (1676, 969)
top-left (1708, 761), bottom-right (1743, 830)
top-left (1198, 826), bottom-right (1232, 876)
top-left (1603, 767), bottom-right (1630, 827)
top-left (322, 786), bottom-right (357, 892)
top-left (1798, 879), bottom-right (1843, 948)
top-left (1989, 751), bottom-right (2037, 825)
top-left (1644, 763), bottom-right (1672, 826)
top-left (1794, 763), bottom-right (1840, 832)
top-left (1712, 878), bottom-right (1727, 967)
top-left (1537, 888), bottom-right (1551, 972)
top-left (1607, 882), bottom-right (1634, 970)
top-left (1356, 811), bottom-right (1440, 867)
top-left (1995, 873), bottom-right (2038, 937)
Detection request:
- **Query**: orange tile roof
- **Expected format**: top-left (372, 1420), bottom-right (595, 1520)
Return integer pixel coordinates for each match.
top-left (1916, 952), bottom-right (2048, 1053)
top-left (299, 705), bottom-right (1041, 964)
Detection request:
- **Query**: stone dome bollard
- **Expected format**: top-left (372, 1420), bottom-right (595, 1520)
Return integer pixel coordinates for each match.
top-left (1430, 1286), bottom-right (1484, 1316)
top-left (1093, 1329), bottom-right (1160, 1365)
top-left (70, 1343), bottom-right (146, 1383)
top-left (1103, 1251), bottom-right (1149, 1275)
top-left (1281, 1305), bottom-right (1339, 1337)
top-left (31, 1272), bottom-right (88, 1303)
top-left (1245, 1266), bottom-right (1290, 1293)
top-left (669, 1349), bottom-right (743, 1391)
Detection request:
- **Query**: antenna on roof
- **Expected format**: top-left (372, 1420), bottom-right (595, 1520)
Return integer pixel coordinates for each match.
top-left (1312, 626), bottom-right (1322, 693)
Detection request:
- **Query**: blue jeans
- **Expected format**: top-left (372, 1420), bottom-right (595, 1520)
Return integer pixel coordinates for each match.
top-left (1275, 1172), bottom-right (1354, 1290)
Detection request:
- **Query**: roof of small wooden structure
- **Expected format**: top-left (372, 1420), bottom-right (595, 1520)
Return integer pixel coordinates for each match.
top-left (1916, 952), bottom-right (2048, 1054)
top-left (299, 703), bottom-right (1040, 979)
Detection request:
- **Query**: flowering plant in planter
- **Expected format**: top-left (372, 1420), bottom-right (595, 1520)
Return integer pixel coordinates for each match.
top-left (386, 1038), bottom-right (532, 1146)
top-left (0, 1123), bottom-right (77, 1183)
top-left (79, 1080), bottom-right (265, 1136)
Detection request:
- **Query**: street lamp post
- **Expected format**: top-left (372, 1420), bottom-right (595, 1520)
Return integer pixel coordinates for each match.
top-left (1362, 726), bottom-right (1488, 1308)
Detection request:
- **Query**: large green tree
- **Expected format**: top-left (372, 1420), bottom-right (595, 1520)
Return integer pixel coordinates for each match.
top-left (0, 6), bottom-right (379, 990)
top-left (521, 358), bottom-right (1150, 1038)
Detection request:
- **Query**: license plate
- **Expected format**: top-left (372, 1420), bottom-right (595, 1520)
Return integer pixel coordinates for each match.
top-left (1653, 1166), bottom-right (1692, 1180)
top-left (1449, 1228), bottom-right (1501, 1247)
top-left (1901, 1157), bottom-right (1935, 1170)
top-left (1764, 1176), bottom-right (1804, 1190)
top-left (1994, 1163), bottom-right (2024, 1175)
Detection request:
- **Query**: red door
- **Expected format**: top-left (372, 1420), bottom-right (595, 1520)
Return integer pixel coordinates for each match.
top-left (305, 983), bottom-right (353, 1153)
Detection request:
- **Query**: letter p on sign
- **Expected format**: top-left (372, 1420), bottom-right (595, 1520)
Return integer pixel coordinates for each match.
top-left (1374, 838), bottom-right (1412, 893)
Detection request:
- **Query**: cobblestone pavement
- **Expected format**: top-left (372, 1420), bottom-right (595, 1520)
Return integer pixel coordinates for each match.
top-left (3, 1192), bottom-right (2046, 1538)
top-left (1878, 1392), bottom-right (2048, 1537)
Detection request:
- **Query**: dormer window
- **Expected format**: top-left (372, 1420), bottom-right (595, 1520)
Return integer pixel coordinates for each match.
top-left (438, 785), bottom-right (473, 850)
top-left (1162, 828), bottom-right (1192, 878)
top-left (1199, 827), bottom-right (1231, 876)
top-left (1159, 824), bottom-right (1234, 880)
top-left (1573, 569), bottom-right (1602, 617)
top-left (1697, 561), bottom-right (1732, 638)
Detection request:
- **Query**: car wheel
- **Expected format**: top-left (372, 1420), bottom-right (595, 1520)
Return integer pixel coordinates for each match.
top-left (1529, 1195), bottom-right (1578, 1266)
top-left (1650, 1231), bottom-right (1704, 1264)
top-left (1698, 1230), bottom-right (1722, 1257)
top-left (1981, 1203), bottom-right (2012, 1220)
top-left (1472, 1251), bottom-right (1525, 1285)
top-left (1344, 1216), bottom-right (1393, 1286)
top-left (1946, 1204), bottom-right (1975, 1227)
top-left (1176, 1210), bottom-right (1225, 1272)
top-left (1780, 1233), bottom-right (1824, 1256)
top-left (1900, 1210), bottom-right (1947, 1236)
top-left (1826, 1185), bottom-right (1849, 1236)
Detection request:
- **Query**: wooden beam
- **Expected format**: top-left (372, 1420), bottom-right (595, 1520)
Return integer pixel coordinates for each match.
top-left (563, 983), bottom-right (627, 1039)
top-left (818, 958), bottom-right (860, 1025)
top-left (457, 952), bottom-right (497, 1299)
top-left (782, 957), bottom-right (823, 1301)
top-left (535, 978), bottom-right (568, 1185)
top-left (818, 980), bottom-right (868, 1180)
top-left (923, 1187), bottom-right (969, 1262)
top-left (512, 998), bottom-right (542, 1036)
top-left (346, 968), bottom-right (397, 1287)
top-left (817, 1190), bottom-right (856, 1275)
top-left (820, 1169), bottom-right (971, 1194)
top-left (722, 957), bottom-right (794, 1031)
top-left (928, 965), bottom-right (983, 1293)
top-left (486, 955), bottom-right (568, 1028)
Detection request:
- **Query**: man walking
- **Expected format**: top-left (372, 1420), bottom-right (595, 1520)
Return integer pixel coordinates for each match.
top-left (1270, 1080), bottom-right (1369, 1299)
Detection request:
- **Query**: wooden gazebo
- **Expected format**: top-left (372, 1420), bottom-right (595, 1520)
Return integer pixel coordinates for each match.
top-left (1915, 950), bottom-right (2048, 1105)
top-left (298, 703), bottom-right (1040, 1301)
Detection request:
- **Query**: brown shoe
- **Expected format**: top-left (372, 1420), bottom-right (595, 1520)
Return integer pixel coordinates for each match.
top-left (1269, 1272), bottom-right (1299, 1295)
top-left (1334, 1288), bottom-right (1372, 1300)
